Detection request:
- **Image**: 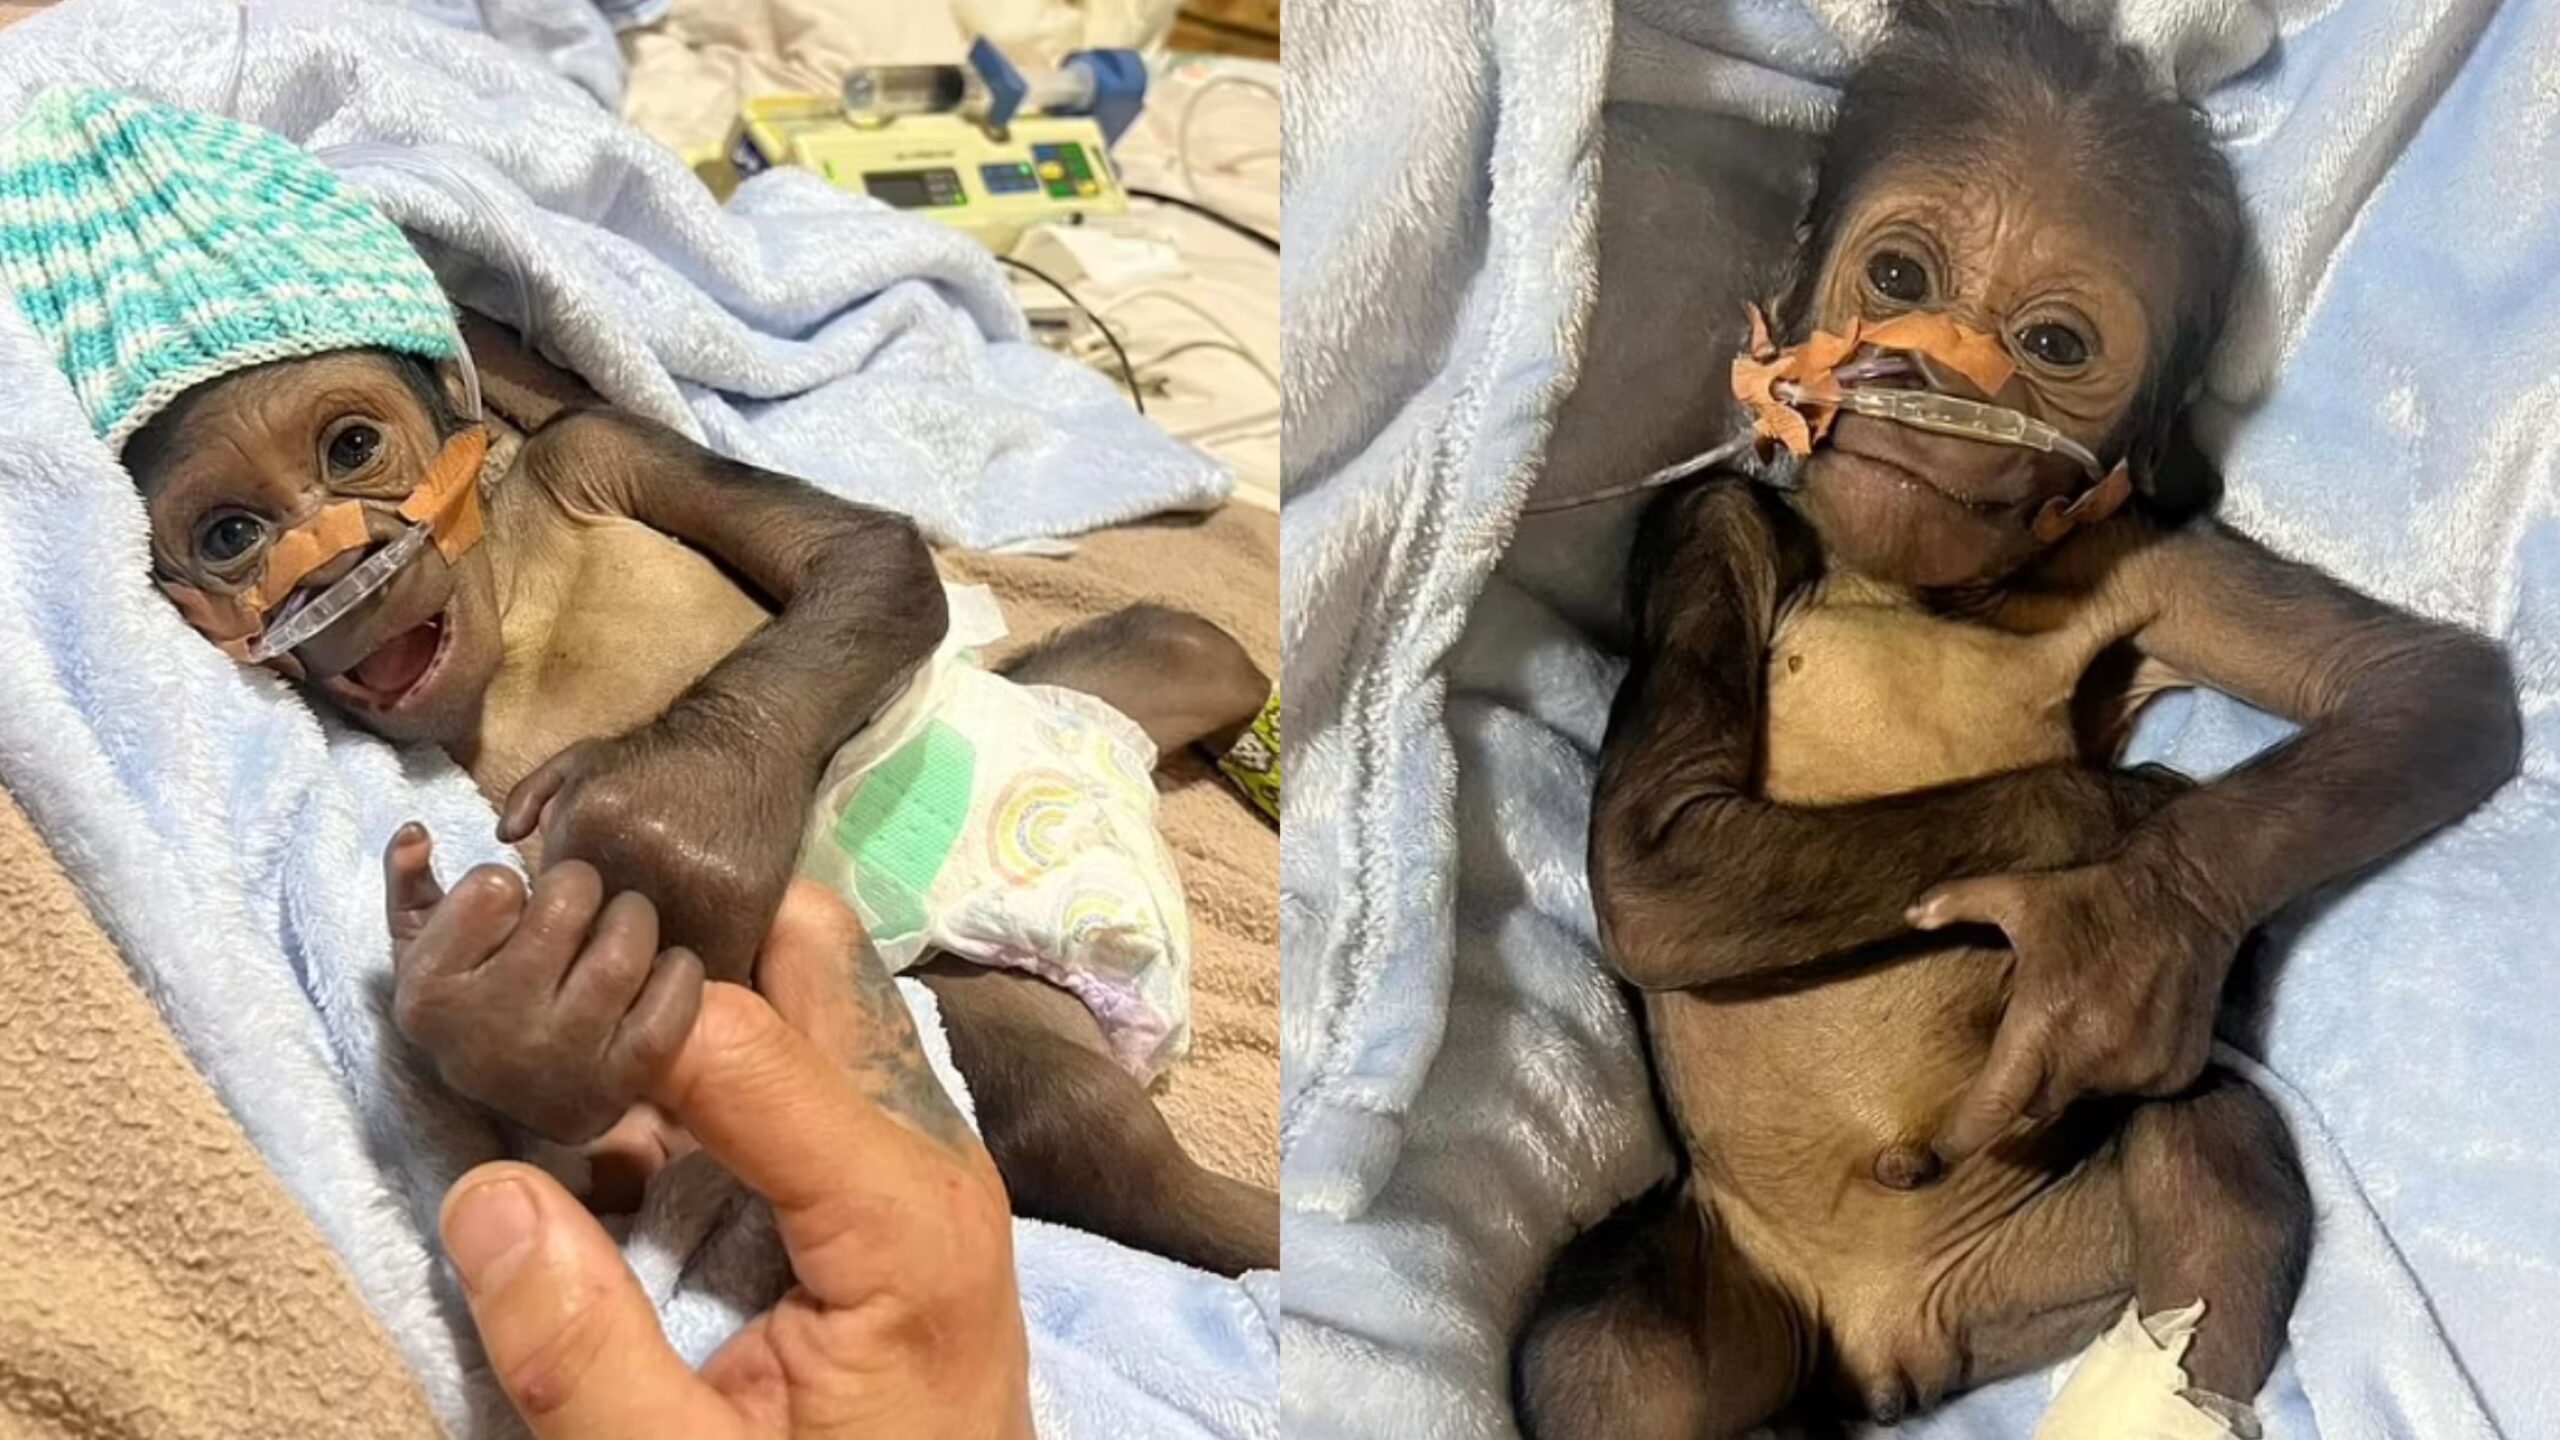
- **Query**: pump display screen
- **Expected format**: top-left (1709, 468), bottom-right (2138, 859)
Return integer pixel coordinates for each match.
top-left (863, 168), bottom-right (965, 208)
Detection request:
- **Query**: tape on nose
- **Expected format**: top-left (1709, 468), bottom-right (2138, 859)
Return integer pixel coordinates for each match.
top-left (1861, 312), bottom-right (2015, 398)
top-left (240, 500), bottom-right (372, 612)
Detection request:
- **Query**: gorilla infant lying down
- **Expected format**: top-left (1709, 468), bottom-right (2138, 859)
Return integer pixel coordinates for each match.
top-left (0, 87), bottom-right (1274, 1276)
top-left (1514, 4), bottom-right (2520, 1437)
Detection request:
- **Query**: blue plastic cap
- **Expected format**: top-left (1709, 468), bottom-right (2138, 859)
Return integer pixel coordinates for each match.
top-left (969, 36), bottom-right (1028, 130)
top-left (1065, 48), bottom-right (1149, 148)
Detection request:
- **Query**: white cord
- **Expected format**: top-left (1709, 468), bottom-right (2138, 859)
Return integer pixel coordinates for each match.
top-left (223, 0), bottom-right (251, 119)
top-left (1517, 435), bottom-right (1756, 515)
top-left (1175, 72), bottom-right (1282, 206)
top-left (1128, 338), bottom-right (1279, 391)
top-left (1096, 287), bottom-right (1278, 389)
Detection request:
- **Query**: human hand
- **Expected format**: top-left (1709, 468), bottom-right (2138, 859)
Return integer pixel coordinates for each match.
top-left (1911, 838), bottom-right (2244, 1165)
top-left (437, 882), bottom-right (1031, 1440)
top-left (386, 822), bottom-right (704, 1145)
top-left (498, 724), bottom-right (805, 984)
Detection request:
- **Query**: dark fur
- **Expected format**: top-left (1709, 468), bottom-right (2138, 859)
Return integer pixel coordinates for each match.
top-left (1592, 481), bottom-right (2188, 995)
top-left (1772, 0), bottom-right (2243, 514)
top-left (1514, 4), bottom-right (2477, 1434)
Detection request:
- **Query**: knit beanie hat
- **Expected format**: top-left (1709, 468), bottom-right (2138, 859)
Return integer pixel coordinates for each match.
top-left (0, 87), bottom-right (459, 452)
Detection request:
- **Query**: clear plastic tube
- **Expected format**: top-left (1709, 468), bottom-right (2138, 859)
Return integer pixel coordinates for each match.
top-left (311, 138), bottom-right (532, 372)
top-left (1517, 434), bottom-right (1756, 515)
top-left (1784, 381), bottom-right (2103, 477)
top-left (248, 524), bottom-right (433, 664)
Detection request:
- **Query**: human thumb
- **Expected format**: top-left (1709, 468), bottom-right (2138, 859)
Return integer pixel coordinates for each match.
top-left (440, 1162), bottom-right (738, 1440)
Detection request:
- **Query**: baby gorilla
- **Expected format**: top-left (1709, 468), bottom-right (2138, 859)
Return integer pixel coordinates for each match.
top-left (128, 346), bottom-right (1278, 1276)
top-left (1514, 4), bottom-right (2519, 1437)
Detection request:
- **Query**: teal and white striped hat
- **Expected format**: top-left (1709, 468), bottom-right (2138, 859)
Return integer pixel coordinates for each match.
top-left (0, 87), bottom-right (458, 452)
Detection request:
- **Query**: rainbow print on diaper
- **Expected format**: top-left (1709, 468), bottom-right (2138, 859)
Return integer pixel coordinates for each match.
top-left (988, 770), bottom-right (1095, 884)
top-left (800, 653), bottom-right (1195, 1081)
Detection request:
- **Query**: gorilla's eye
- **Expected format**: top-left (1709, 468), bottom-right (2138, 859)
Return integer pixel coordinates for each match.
top-left (197, 511), bottom-right (267, 565)
top-left (2018, 322), bottom-right (2090, 369)
top-left (327, 422), bottom-right (383, 477)
top-left (1864, 250), bottom-right (1931, 305)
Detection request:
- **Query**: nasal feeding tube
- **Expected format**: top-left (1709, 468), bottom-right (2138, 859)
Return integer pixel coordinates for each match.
top-left (1778, 367), bottom-right (2106, 479)
top-left (246, 350), bottom-right (488, 663)
top-left (246, 523), bottom-right (435, 663)
top-left (160, 329), bottom-right (492, 668)
top-left (1520, 305), bottom-right (2122, 517)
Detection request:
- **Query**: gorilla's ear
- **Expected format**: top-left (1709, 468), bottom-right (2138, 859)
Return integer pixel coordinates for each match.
top-left (2128, 408), bottom-right (2222, 522)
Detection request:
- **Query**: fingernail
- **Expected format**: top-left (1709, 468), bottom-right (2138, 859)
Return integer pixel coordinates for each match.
top-left (1906, 902), bottom-right (1937, 928)
top-left (444, 1177), bottom-right (540, 1295)
top-left (395, 821), bottom-right (426, 843)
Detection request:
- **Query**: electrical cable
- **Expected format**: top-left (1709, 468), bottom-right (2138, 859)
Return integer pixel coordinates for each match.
top-left (1129, 337), bottom-right (1275, 382)
top-left (998, 254), bottom-right (1146, 415)
top-left (1182, 409), bottom-right (1279, 445)
top-left (1126, 185), bottom-right (1278, 252)
top-left (1099, 286), bottom-right (1279, 390)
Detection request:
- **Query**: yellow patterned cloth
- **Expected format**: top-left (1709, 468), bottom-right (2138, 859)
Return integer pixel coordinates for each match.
top-left (1219, 691), bottom-right (1280, 821)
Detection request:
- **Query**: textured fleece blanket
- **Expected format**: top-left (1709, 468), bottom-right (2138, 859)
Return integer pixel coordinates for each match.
top-left (0, 1), bottom-right (1262, 1437)
top-left (0, 784), bottom-right (444, 1440)
top-left (398, 0), bottom-right (635, 110)
top-left (1281, 0), bottom-right (2557, 1436)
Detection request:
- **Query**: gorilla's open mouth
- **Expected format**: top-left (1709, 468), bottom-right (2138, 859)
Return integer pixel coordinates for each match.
top-left (326, 612), bottom-right (451, 712)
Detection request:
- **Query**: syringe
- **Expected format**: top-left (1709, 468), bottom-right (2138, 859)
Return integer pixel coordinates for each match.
top-left (841, 65), bottom-right (979, 122)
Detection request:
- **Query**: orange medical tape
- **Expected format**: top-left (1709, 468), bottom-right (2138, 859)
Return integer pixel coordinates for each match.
top-left (1862, 312), bottom-right (2016, 398)
top-left (243, 501), bottom-right (372, 612)
top-left (154, 425), bottom-right (493, 664)
top-left (2032, 462), bottom-right (2133, 543)
top-left (158, 500), bottom-right (371, 657)
top-left (398, 425), bottom-right (490, 563)
top-left (1730, 302), bottom-right (2018, 459)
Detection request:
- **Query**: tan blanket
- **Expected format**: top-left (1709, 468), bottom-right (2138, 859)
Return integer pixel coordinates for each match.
top-left (0, 8), bottom-right (438, 1430)
top-left (0, 787), bottom-right (441, 1440)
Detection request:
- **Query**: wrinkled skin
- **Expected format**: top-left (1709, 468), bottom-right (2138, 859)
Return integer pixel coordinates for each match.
top-left (496, 726), bottom-right (808, 996)
top-left (1910, 826), bottom-right (2247, 1161)
top-left (1790, 153), bottom-right (2165, 593)
top-left (1774, 149), bottom-right (2227, 1109)
top-left (130, 352), bottom-right (510, 748)
top-left (1516, 29), bottom-right (2522, 1436)
top-left (386, 824), bottom-right (703, 1145)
